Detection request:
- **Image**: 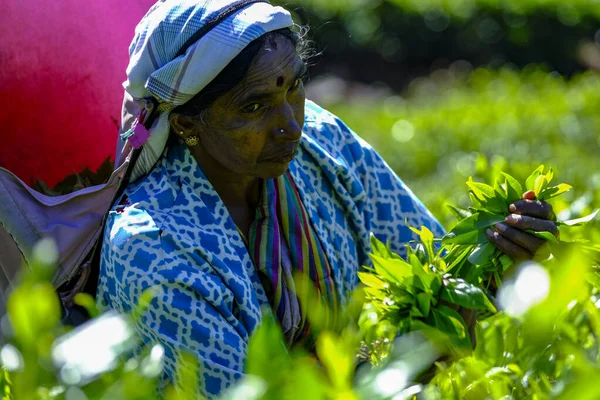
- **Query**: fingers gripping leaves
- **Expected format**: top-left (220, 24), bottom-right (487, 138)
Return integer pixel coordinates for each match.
top-left (441, 165), bottom-right (598, 287)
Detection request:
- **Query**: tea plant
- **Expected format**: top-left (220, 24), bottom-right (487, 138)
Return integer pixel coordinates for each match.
top-left (442, 165), bottom-right (598, 287)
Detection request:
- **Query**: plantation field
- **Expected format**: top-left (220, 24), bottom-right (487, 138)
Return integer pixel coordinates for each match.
top-left (323, 67), bottom-right (600, 232)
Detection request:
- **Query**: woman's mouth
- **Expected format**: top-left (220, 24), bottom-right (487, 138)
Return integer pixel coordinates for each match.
top-left (262, 143), bottom-right (299, 163)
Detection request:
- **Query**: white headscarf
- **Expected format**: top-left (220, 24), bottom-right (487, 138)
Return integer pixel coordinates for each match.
top-left (118, 0), bottom-right (294, 180)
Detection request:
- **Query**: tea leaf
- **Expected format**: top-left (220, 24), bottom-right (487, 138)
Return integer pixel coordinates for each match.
top-left (545, 167), bottom-right (554, 184)
top-left (74, 293), bottom-right (100, 319)
top-left (468, 242), bottom-right (496, 265)
top-left (432, 306), bottom-right (470, 347)
top-left (527, 231), bottom-right (559, 243)
top-left (557, 209), bottom-right (599, 227)
top-left (525, 165), bottom-right (545, 192)
top-left (467, 179), bottom-right (506, 213)
top-left (417, 292), bottom-right (433, 317)
top-left (7, 283), bottom-right (61, 346)
top-left (440, 278), bottom-right (496, 312)
top-left (409, 226), bottom-right (435, 262)
top-left (358, 272), bottom-right (386, 289)
top-left (467, 178), bottom-right (496, 201)
top-left (534, 175), bottom-right (549, 198)
top-left (500, 172), bottom-right (523, 204)
top-left (538, 183), bottom-right (572, 200)
top-left (499, 254), bottom-right (513, 270)
top-left (317, 332), bottom-right (355, 392)
top-left (370, 234), bottom-right (391, 258)
top-left (445, 245), bottom-right (474, 273)
top-left (246, 312), bottom-right (288, 377)
top-left (444, 213), bottom-right (505, 245)
top-left (447, 204), bottom-right (473, 221)
top-left (370, 254), bottom-right (413, 283)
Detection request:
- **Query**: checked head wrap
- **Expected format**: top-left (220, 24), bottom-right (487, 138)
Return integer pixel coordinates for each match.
top-left (118, 0), bottom-right (293, 180)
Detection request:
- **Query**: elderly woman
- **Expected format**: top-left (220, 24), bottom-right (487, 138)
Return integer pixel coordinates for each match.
top-left (97, 0), bottom-right (558, 397)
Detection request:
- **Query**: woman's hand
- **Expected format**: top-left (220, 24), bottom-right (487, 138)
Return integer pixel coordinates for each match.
top-left (486, 190), bottom-right (559, 261)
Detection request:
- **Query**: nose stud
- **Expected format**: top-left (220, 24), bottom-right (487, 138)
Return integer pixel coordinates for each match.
top-left (279, 128), bottom-right (286, 134)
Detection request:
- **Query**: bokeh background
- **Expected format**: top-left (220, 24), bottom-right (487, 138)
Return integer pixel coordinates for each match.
top-left (276, 0), bottom-right (600, 228)
top-left (1, 0), bottom-right (599, 229)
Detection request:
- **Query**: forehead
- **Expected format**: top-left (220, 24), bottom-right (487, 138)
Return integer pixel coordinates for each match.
top-left (243, 36), bottom-right (301, 84)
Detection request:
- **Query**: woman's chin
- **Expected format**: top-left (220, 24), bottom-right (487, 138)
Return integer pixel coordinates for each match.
top-left (258, 159), bottom-right (295, 179)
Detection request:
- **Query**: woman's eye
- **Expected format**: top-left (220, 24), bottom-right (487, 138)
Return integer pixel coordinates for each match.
top-left (243, 103), bottom-right (262, 113)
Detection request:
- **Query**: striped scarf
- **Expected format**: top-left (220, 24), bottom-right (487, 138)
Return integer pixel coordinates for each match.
top-left (247, 171), bottom-right (337, 345)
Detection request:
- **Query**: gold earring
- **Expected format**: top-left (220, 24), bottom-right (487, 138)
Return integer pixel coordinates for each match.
top-left (184, 135), bottom-right (199, 146)
top-left (178, 131), bottom-right (184, 136)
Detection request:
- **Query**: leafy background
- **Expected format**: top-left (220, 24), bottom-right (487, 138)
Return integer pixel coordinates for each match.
top-left (273, 0), bottom-right (600, 230)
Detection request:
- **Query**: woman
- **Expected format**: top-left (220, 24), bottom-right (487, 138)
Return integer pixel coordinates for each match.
top-left (97, 0), bottom-right (557, 397)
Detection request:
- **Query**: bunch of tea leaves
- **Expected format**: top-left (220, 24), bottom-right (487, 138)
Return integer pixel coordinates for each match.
top-left (442, 165), bottom-right (598, 287)
top-left (359, 230), bottom-right (496, 362)
top-left (425, 249), bottom-right (600, 399)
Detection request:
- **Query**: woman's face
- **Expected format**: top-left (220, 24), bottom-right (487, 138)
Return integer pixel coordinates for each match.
top-left (191, 35), bottom-right (306, 179)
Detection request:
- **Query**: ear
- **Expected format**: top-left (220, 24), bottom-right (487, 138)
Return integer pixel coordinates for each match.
top-left (169, 113), bottom-right (198, 136)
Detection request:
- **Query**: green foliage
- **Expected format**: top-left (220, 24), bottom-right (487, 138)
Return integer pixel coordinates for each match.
top-left (0, 239), bottom-right (167, 400)
top-left (441, 165), bottom-right (598, 286)
top-left (325, 67), bottom-right (600, 232)
top-left (3, 162), bottom-right (600, 400)
top-left (359, 231), bottom-right (495, 355)
top-left (425, 250), bottom-right (600, 399)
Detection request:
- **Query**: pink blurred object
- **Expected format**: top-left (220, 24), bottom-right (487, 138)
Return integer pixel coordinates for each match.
top-left (0, 0), bottom-right (153, 187)
top-left (129, 121), bottom-right (151, 149)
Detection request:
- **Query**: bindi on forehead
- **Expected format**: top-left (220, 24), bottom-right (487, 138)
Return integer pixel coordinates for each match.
top-left (276, 76), bottom-right (284, 87)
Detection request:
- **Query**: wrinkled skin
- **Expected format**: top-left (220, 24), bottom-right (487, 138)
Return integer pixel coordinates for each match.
top-left (170, 36), bottom-right (306, 236)
top-left (487, 190), bottom-right (558, 261)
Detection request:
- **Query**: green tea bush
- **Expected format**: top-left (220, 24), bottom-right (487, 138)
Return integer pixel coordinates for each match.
top-left (324, 67), bottom-right (600, 230)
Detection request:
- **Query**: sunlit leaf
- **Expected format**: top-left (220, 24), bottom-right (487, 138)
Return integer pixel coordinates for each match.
top-left (558, 209), bottom-right (599, 226)
top-left (409, 226), bottom-right (435, 262)
top-left (370, 254), bottom-right (413, 284)
top-left (74, 293), bottom-right (100, 319)
top-left (534, 175), bottom-right (549, 198)
top-left (370, 233), bottom-right (391, 258)
top-left (467, 178), bottom-right (495, 201)
top-left (7, 283), bottom-right (61, 346)
top-left (246, 312), bottom-right (289, 389)
top-left (358, 272), bottom-right (386, 289)
top-left (444, 213), bottom-right (505, 245)
top-left (538, 183), bottom-right (572, 201)
top-left (316, 332), bottom-right (355, 392)
top-left (431, 307), bottom-right (470, 347)
top-left (467, 178), bottom-right (506, 213)
top-left (447, 204), bottom-right (472, 221)
top-left (526, 230), bottom-right (559, 243)
top-left (500, 172), bottom-right (523, 204)
top-left (440, 278), bottom-right (496, 312)
top-left (525, 165), bottom-right (545, 192)
top-left (468, 242), bottom-right (496, 265)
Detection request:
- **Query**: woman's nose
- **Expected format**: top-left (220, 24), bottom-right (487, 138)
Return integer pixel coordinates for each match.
top-left (276, 102), bottom-right (303, 141)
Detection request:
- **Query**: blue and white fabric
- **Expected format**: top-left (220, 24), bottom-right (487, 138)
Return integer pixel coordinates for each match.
top-left (97, 100), bottom-right (445, 398)
top-left (122, 0), bottom-right (293, 180)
